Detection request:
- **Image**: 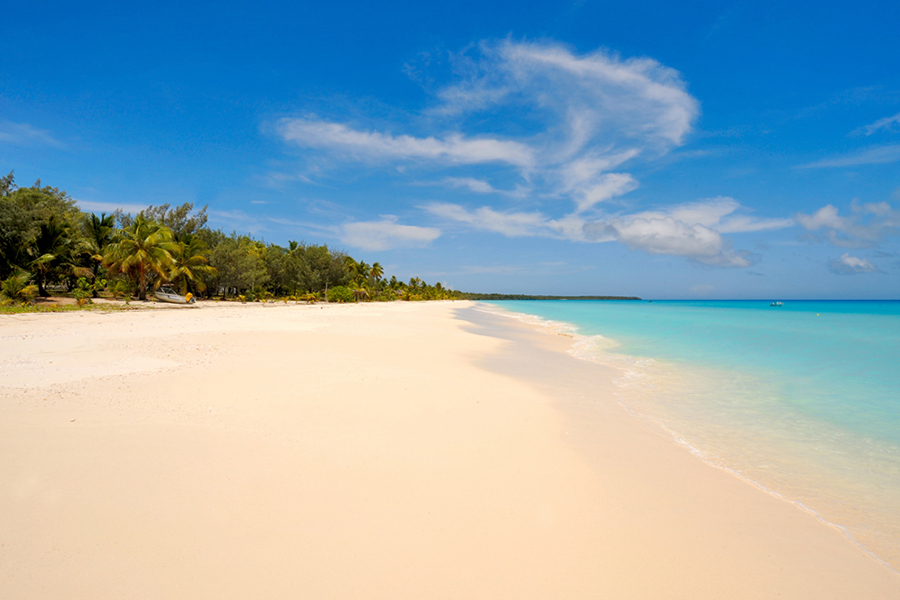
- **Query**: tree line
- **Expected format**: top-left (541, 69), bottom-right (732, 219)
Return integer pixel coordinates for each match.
top-left (0, 172), bottom-right (466, 305)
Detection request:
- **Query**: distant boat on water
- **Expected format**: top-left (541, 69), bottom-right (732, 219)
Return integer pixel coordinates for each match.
top-left (770, 301), bottom-right (784, 307)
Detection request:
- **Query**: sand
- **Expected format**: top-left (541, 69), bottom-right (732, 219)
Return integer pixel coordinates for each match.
top-left (1, 300), bottom-right (898, 599)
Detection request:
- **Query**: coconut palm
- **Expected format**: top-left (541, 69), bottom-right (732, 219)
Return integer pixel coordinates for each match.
top-left (29, 215), bottom-right (91, 296)
top-left (84, 212), bottom-right (116, 294)
top-left (348, 279), bottom-right (370, 301)
top-left (0, 269), bottom-right (38, 304)
top-left (355, 261), bottom-right (370, 282)
top-left (104, 215), bottom-right (178, 300)
top-left (370, 262), bottom-right (383, 281)
top-left (168, 233), bottom-right (218, 295)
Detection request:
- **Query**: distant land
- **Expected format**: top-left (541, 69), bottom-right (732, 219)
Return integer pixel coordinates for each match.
top-left (461, 294), bottom-right (642, 301)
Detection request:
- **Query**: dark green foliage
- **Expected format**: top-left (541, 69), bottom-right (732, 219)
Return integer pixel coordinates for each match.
top-left (0, 269), bottom-right (39, 305)
top-left (0, 173), bottom-right (84, 281)
top-left (117, 202), bottom-right (208, 241)
top-left (207, 235), bottom-right (268, 297)
top-left (326, 285), bottom-right (355, 303)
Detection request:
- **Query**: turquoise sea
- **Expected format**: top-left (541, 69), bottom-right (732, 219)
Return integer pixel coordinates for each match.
top-left (482, 300), bottom-right (900, 570)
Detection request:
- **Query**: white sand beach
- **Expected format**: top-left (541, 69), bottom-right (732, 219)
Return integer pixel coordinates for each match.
top-left (1, 301), bottom-right (898, 598)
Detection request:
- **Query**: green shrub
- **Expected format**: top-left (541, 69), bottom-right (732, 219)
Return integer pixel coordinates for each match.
top-left (0, 270), bottom-right (39, 305)
top-left (326, 285), bottom-right (354, 303)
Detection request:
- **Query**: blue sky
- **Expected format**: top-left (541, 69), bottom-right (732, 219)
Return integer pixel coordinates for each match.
top-left (3, 0), bottom-right (899, 298)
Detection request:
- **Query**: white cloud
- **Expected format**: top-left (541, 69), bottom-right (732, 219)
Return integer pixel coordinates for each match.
top-left (0, 121), bottom-right (66, 149)
top-left (828, 253), bottom-right (878, 275)
top-left (276, 118), bottom-right (535, 168)
top-left (274, 39), bottom-right (700, 214)
top-left (340, 217), bottom-right (441, 251)
top-left (799, 144), bottom-right (900, 168)
top-left (435, 40), bottom-right (698, 146)
top-left (424, 203), bottom-right (548, 237)
top-left (426, 196), bottom-right (783, 267)
top-left (571, 172), bottom-right (639, 213)
top-left (270, 39), bottom-right (795, 268)
top-left (797, 201), bottom-right (900, 247)
top-left (584, 215), bottom-right (752, 267)
top-left (438, 177), bottom-right (530, 198)
top-left (632, 197), bottom-right (794, 234)
top-left (861, 112), bottom-right (900, 136)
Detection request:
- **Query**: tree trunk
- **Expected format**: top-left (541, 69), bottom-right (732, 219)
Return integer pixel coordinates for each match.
top-left (139, 264), bottom-right (147, 300)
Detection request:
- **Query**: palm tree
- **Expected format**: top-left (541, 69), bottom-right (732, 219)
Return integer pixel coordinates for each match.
top-left (344, 257), bottom-right (371, 283)
top-left (168, 234), bottom-right (218, 295)
top-left (370, 262), bottom-right (383, 281)
top-left (348, 279), bottom-right (370, 302)
top-left (0, 269), bottom-right (38, 304)
top-left (104, 216), bottom-right (178, 300)
top-left (29, 215), bottom-right (91, 296)
top-left (84, 212), bottom-right (116, 294)
top-left (355, 261), bottom-right (370, 282)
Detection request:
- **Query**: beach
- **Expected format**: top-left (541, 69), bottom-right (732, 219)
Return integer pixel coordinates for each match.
top-left (1, 301), bottom-right (898, 598)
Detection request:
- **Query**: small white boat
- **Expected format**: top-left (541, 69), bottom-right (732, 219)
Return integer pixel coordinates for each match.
top-left (154, 287), bottom-right (196, 304)
top-left (770, 301), bottom-right (784, 307)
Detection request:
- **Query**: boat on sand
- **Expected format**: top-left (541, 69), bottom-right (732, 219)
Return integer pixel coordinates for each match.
top-left (154, 287), bottom-right (196, 304)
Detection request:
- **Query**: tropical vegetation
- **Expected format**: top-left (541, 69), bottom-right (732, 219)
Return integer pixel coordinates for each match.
top-left (0, 171), bottom-right (466, 307)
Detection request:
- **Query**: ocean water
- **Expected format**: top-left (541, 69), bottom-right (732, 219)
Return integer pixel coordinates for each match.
top-left (481, 300), bottom-right (900, 570)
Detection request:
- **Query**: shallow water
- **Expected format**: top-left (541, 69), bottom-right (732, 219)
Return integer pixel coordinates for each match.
top-left (481, 300), bottom-right (900, 570)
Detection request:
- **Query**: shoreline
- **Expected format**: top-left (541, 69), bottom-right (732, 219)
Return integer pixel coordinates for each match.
top-left (471, 300), bottom-right (900, 573)
top-left (2, 301), bottom-right (898, 597)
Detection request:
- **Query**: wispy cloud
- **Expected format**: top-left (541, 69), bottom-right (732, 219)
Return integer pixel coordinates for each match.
top-left (273, 39), bottom-right (699, 213)
top-left (434, 177), bottom-right (530, 198)
top-left (426, 196), bottom-right (788, 267)
top-left (828, 253), bottom-right (879, 275)
top-left (0, 121), bottom-right (66, 149)
top-left (433, 39), bottom-right (698, 146)
top-left (857, 111), bottom-right (900, 136)
top-left (269, 39), bottom-right (810, 267)
top-left (276, 118), bottom-right (535, 168)
top-left (798, 144), bottom-right (900, 168)
top-left (425, 203), bottom-right (548, 237)
top-left (339, 217), bottom-right (441, 251)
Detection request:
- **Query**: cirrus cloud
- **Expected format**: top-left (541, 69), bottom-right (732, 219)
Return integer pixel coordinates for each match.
top-left (798, 144), bottom-right (900, 168)
top-left (0, 121), bottom-right (66, 149)
top-left (270, 38), bottom-right (801, 268)
top-left (859, 111), bottom-right (900, 136)
top-left (273, 39), bottom-right (700, 215)
top-left (277, 118), bottom-right (535, 168)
